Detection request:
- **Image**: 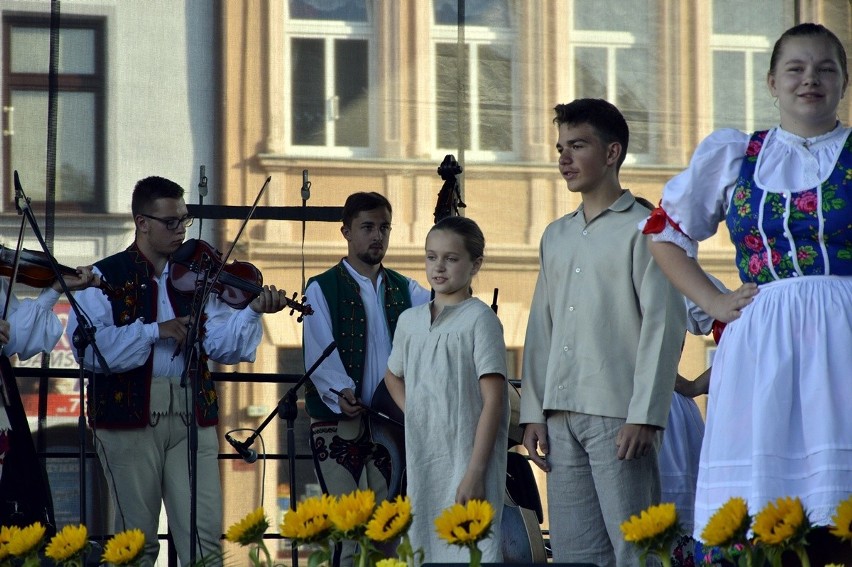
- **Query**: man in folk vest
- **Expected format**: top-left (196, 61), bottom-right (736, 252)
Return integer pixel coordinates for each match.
top-left (68, 176), bottom-right (289, 566)
top-left (303, 192), bottom-right (430, 567)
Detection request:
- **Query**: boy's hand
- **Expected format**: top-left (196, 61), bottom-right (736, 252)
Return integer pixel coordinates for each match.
top-left (522, 423), bottom-right (551, 472)
top-left (615, 423), bottom-right (658, 460)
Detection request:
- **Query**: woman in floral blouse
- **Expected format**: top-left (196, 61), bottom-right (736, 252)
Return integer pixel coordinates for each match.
top-left (640, 22), bottom-right (851, 564)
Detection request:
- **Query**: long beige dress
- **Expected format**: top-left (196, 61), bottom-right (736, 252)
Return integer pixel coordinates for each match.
top-left (387, 297), bottom-right (508, 563)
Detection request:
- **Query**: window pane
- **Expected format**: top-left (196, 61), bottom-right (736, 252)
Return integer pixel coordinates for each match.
top-left (436, 43), bottom-right (470, 150)
top-left (713, 51), bottom-right (746, 129)
top-left (433, 0), bottom-right (511, 26)
top-left (10, 90), bottom-right (96, 205)
top-left (288, 0), bottom-right (367, 22)
top-left (10, 26), bottom-right (96, 74)
top-left (753, 57), bottom-right (776, 129)
top-left (713, 0), bottom-right (785, 35)
top-left (573, 47), bottom-right (607, 99)
top-left (478, 44), bottom-right (512, 152)
top-left (617, 48), bottom-right (650, 154)
top-left (573, 0), bottom-right (648, 33)
top-left (291, 38), bottom-right (326, 146)
top-left (334, 39), bottom-right (369, 147)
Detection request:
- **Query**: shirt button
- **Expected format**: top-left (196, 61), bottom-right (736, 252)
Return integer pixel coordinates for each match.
top-left (563, 346), bottom-right (569, 351)
top-left (568, 306), bottom-right (575, 311)
top-left (558, 385), bottom-right (565, 390)
top-left (575, 268), bottom-right (581, 273)
top-left (582, 230), bottom-right (588, 236)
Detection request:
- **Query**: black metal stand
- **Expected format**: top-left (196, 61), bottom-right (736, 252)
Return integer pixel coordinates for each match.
top-left (13, 171), bottom-right (112, 531)
top-left (225, 341), bottom-right (336, 567)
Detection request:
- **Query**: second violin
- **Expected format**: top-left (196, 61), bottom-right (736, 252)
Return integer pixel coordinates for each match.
top-left (169, 239), bottom-right (313, 320)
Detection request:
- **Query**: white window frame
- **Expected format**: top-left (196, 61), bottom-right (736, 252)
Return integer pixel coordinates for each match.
top-left (567, 29), bottom-right (656, 166)
top-left (709, 33), bottom-right (774, 132)
top-left (431, 22), bottom-right (516, 162)
top-left (283, 18), bottom-right (376, 158)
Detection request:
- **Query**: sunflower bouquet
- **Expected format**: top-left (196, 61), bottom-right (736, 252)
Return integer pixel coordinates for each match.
top-left (279, 489), bottom-right (421, 567)
top-left (626, 495), bottom-right (852, 567)
top-left (433, 499), bottom-right (494, 567)
top-left (619, 502), bottom-right (681, 567)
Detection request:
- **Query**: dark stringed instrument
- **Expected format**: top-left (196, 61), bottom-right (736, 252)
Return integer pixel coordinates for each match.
top-left (169, 238), bottom-right (313, 319)
top-left (0, 244), bottom-right (116, 298)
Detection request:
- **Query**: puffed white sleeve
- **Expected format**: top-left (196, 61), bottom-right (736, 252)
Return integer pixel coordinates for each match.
top-left (642, 129), bottom-right (750, 257)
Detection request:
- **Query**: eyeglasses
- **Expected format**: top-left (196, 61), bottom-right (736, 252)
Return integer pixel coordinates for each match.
top-left (140, 213), bottom-right (194, 231)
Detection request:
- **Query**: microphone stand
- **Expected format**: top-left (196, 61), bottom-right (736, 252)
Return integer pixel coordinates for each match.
top-left (176, 256), bottom-right (212, 567)
top-left (13, 171), bottom-right (112, 531)
top-left (173, 176), bottom-right (271, 565)
top-left (226, 340), bottom-right (336, 567)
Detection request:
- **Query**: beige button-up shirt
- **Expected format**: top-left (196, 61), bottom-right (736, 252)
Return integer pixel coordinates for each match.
top-left (520, 190), bottom-right (685, 429)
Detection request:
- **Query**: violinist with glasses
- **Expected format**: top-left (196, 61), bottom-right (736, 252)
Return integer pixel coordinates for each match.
top-left (1, 261), bottom-right (97, 529)
top-left (67, 175), bottom-right (290, 566)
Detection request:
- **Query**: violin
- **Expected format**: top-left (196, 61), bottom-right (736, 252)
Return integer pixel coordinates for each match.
top-left (0, 244), bottom-right (116, 298)
top-left (169, 238), bottom-right (313, 320)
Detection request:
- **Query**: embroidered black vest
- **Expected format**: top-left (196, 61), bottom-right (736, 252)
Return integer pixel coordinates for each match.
top-left (304, 261), bottom-right (412, 419)
top-left (88, 244), bottom-right (218, 428)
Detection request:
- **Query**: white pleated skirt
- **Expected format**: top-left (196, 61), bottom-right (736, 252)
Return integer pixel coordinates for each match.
top-left (694, 275), bottom-right (852, 540)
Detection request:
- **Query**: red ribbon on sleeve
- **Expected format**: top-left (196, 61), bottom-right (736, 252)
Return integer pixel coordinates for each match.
top-left (642, 206), bottom-right (684, 235)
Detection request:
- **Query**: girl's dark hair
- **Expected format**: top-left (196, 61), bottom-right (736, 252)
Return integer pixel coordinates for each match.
top-left (553, 98), bottom-right (630, 170)
top-left (429, 216), bottom-right (485, 260)
top-left (132, 176), bottom-right (184, 216)
top-left (769, 23), bottom-right (848, 83)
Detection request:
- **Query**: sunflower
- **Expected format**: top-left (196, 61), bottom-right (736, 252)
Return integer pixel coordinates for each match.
top-left (329, 489), bottom-right (376, 536)
top-left (45, 524), bottom-right (89, 563)
top-left (375, 559), bottom-right (407, 567)
top-left (620, 502), bottom-right (679, 544)
top-left (225, 507), bottom-right (269, 546)
top-left (620, 503), bottom-right (680, 567)
top-left (434, 499), bottom-right (494, 546)
top-left (753, 496), bottom-right (812, 567)
top-left (6, 521), bottom-right (46, 558)
top-left (830, 494), bottom-right (852, 542)
top-left (280, 493), bottom-right (336, 543)
top-left (753, 496), bottom-right (809, 546)
top-left (365, 495), bottom-right (412, 543)
top-left (701, 497), bottom-right (752, 547)
top-left (101, 528), bottom-right (146, 565)
top-left (0, 525), bottom-right (21, 561)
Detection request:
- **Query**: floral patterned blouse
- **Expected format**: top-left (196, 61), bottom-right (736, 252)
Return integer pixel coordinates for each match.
top-left (641, 124), bottom-right (852, 284)
top-left (726, 130), bottom-right (852, 283)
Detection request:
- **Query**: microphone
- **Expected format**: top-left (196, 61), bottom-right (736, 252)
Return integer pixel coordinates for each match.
top-left (300, 169), bottom-right (310, 201)
top-left (198, 165), bottom-right (208, 197)
top-left (225, 433), bottom-right (258, 463)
